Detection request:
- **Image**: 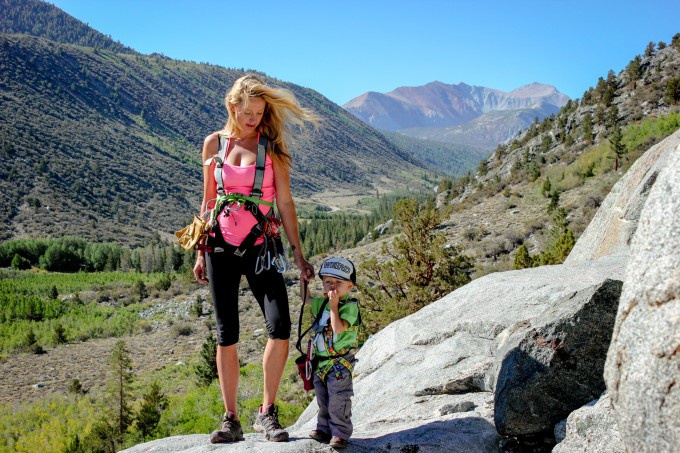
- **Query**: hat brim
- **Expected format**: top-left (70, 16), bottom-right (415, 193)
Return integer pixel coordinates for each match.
top-left (318, 271), bottom-right (352, 282)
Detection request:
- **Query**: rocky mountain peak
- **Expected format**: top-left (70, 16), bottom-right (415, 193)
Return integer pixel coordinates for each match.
top-left (343, 80), bottom-right (569, 133)
top-left (509, 82), bottom-right (560, 97)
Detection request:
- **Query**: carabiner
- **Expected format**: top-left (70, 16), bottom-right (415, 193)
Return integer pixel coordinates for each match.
top-left (255, 240), bottom-right (269, 275)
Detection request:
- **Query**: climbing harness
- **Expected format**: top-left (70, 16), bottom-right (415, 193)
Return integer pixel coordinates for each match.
top-left (297, 287), bottom-right (367, 383)
top-left (199, 133), bottom-right (290, 273)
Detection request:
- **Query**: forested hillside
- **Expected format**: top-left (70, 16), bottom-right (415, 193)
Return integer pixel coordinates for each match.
top-left (433, 34), bottom-right (680, 275)
top-left (381, 130), bottom-right (489, 177)
top-left (0, 1), bottom-right (432, 247)
top-left (0, 0), bottom-right (136, 54)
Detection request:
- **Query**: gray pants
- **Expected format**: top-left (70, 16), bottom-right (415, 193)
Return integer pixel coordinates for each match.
top-left (313, 358), bottom-right (354, 439)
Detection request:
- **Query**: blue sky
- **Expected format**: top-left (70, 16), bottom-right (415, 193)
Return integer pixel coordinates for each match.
top-left (48, 0), bottom-right (679, 105)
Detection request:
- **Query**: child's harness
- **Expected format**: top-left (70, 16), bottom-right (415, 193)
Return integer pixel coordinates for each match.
top-left (315, 324), bottom-right (357, 382)
top-left (311, 297), bottom-right (364, 382)
top-left (200, 133), bottom-right (289, 273)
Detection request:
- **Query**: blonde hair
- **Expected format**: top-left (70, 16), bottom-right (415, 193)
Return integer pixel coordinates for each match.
top-left (222, 74), bottom-right (319, 169)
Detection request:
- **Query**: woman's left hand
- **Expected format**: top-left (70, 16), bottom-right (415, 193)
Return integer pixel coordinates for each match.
top-left (295, 256), bottom-right (315, 282)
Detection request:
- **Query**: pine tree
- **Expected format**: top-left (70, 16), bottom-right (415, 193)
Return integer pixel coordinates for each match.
top-left (135, 381), bottom-right (168, 440)
top-left (606, 105), bottom-right (620, 130)
top-left (645, 41), bottom-right (655, 57)
top-left (547, 190), bottom-right (560, 214)
top-left (541, 177), bottom-right (552, 198)
top-left (190, 295), bottom-right (204, 318)
top-left (540, 134), bottom-right (552, 153)
top-left (610, 125), bottom-right (626, 171)
top-left (25, 329), bottom-right (37, 349)
top-left (537, 207), bottom-right (574, 265)
top-left (665, 77), bottom-right (680, 105)
top-left (553, 230), bottom-right (575, 263)
top-left (582, 112), bottom-right (594, 144)
top-left (626, 56), bottom-right (643, 85)
top-left (107, 341), bottom-right (134, 445)
top-left (513, 244), bottom-right (533, 269)
top-left (360, 198), bottom-right (474, 332)
top-left (195, 333), bottom-right (218, 386)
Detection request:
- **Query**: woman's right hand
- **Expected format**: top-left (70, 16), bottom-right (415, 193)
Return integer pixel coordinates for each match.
top-left (194, 255), bottom-right (208, 284)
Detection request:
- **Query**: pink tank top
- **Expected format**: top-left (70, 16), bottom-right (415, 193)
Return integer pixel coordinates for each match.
top-left (215, 149), bottom-right (276, 246)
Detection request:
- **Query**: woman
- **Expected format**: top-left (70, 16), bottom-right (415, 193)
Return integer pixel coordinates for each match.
top-left (193, 74), bottom-right (317, 443)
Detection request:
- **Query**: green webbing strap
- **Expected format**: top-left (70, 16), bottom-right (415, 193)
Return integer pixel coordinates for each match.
top-left (217, 193), bottom-right (274, 209)
top-left (210, 193), bottom-right (274, 225)
top-left (317, 356), bottom-right (354, 382)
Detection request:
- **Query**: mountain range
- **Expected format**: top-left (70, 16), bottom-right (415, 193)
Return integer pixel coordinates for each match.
top-left (344, 81), bottom-right (570, 149)
top-left (0, 0), bottom-right (433, 246)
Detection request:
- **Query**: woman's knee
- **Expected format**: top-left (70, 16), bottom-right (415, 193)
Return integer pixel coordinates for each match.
top-left (216, 330), bottom-right (239, 347)
top-left (266, 319), bottom-right (291, 340)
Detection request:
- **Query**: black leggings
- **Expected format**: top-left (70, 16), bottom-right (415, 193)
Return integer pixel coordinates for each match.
top-left (205, 230), bottom-right (291, 347)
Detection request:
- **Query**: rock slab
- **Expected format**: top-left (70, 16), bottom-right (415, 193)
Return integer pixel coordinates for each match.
top-left (493, 279), bottom-right (623, 436)
top-left (552, 393), bottom-right (625, 453)
top-left (604, 140), bottom-right (680, 452)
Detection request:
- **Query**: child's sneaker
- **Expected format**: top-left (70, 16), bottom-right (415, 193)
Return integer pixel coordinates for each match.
top-left (309, 429), bottom-right (332, 442)
top-left (253, 404), bottom-right (289, 442)
top-left (330, 436), bottom-right (348, 448)
top-left (209, 411), bottom-right (244, 443)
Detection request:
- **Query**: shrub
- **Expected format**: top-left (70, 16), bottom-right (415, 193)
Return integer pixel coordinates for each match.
top-left (11, 254), bottom-right (31, 270)
top-left (190, 295), bottom-right (203, 318)
top-left (53, 323), bottom-right (67, 345)
top-left (134, 280), bottom-right (148, 302)
top-left (154, 274), bottom-right (173, 292)
top-left (68, 379), bottom-right (85, 395)
top-left (137, 320), bottom-right (153, 333)
top-left (72, 292), bottom-right (84, 305)
top-left (171, 322), bottom-right (194, 338)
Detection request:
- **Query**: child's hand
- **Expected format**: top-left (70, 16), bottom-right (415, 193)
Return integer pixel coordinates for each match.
top-left (326, 289), bottom-right (347, 334)
top-left (327, 289), bottom-right (340, 306)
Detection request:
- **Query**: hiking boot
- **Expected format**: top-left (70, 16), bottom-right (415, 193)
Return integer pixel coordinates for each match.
top-left (253, 404), bottom-right (289, 442)
top-left (209, 411), bottom-right (244, 443)
top-left (330, 436), bottom-right (348, 449)
top-left (309, 429), bottom-right (332, 442)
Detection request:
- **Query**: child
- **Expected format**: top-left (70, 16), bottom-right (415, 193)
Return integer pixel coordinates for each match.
top-left (302, 257), bottom-right (361, 449)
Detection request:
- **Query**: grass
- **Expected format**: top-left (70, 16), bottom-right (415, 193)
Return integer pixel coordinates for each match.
top-left (0, 269), bottom-right (190, 353)
top-left (0, 269), bottom-right (163, 295)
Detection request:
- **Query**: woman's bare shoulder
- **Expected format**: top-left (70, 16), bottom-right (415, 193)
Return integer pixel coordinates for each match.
top-left (202, 132), bottom-right (221, 159)
top-left (203, 131), bottom-right (221, 146)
